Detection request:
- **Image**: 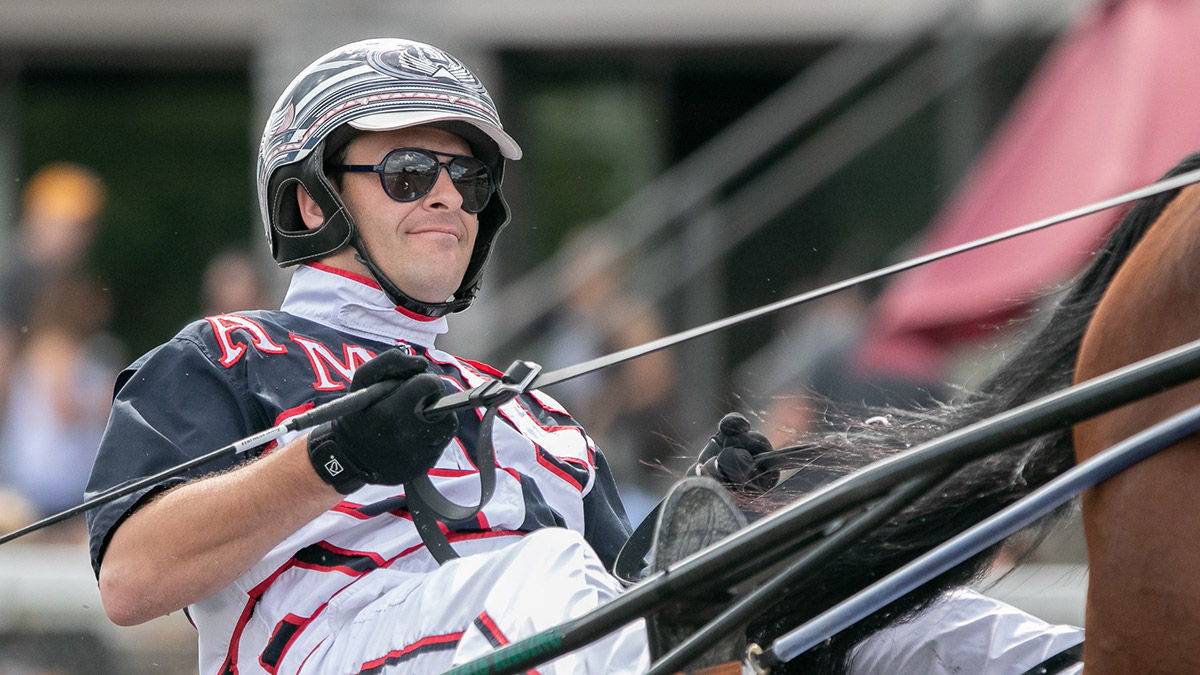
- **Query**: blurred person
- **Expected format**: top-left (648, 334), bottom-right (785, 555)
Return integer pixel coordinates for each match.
top-left (587, 299), bottom-right (678, 519)
top-left (755, 291), bottom-right (869, 447)
top-left (85, 39), bottom-right (746, 675)
top-left (535, 230), bottom-right (679, 520)
top-left (0, 162), bottom-right (106, 320)
top-left (754, 286), bottom-right (943, 447)
top-left (0, 487), bottom-right (38, 538)
top-left (201, 248), bottom-right (274, 315)
top-left (0, 270), bottom-right (121, 533)
top-left (0, 163), bottom-right (106, 413)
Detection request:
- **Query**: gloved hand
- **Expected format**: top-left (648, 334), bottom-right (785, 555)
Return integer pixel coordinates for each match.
top-left (691, 412), bottom-right (777, 491)
top-left (307, 349), bottom-right (458, 494)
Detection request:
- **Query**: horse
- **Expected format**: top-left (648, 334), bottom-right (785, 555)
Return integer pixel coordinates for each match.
top-left (728, 149), bottom-right (1200, 674)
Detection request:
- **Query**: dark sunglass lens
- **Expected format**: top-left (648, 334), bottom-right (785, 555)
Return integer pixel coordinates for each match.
top-left (382, 150), bottom-right (439, 201)
top-left (448, 158), bottom-right (494, 213)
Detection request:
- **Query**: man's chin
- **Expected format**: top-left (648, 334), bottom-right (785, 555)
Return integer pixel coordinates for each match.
top-left (388, 268), bottom-right (469, 306)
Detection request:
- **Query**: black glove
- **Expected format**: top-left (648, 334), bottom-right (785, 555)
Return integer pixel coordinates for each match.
top-left (692, 412), bottom-right (777, 491)
top-left (307, 350), bottom-right (458, 494)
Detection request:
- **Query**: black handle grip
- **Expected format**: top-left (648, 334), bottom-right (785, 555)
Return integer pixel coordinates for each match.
top-left (284, 379), bottom-right (403, 431)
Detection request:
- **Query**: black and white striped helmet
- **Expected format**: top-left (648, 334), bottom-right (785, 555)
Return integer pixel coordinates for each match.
top-left (257, 38), bottom-right (522, 316)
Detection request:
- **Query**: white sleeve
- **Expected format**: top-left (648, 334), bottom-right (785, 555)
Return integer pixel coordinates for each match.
top-left (848, 589), bottom-right (1083, 675)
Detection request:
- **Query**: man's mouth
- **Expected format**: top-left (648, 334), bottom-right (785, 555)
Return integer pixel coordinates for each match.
top-left (409, 225), bottom-right (461, 240)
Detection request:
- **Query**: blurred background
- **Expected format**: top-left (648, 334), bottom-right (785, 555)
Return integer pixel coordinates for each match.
top-left (3, 0), bottom-right (1196, 670)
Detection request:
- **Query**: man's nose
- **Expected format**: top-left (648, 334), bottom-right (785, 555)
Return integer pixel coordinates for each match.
top-left (423, 165), bottom-right (464, 210)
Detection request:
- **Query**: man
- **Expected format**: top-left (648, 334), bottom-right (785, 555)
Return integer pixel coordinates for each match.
top-left (85, 38), bottom-right (743, 675)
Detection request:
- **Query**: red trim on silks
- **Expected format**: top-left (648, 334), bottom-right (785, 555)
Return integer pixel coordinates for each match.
top-left (260, 610), bottom-right (326, 675)
top-left (296, 637), bottom-right (327, 675)
top-left (427, 463), bottom-right (523, 485)
top-left (354, 632), bottom-right (464, 675)
top-left (331, 501), bottom-right (373, 520)
top-left (472, 612), bottom-right (545, 675)
top-left (459, 357), bottom-right (504, 378)
top-left (221, 560), bottom-right (296, 674)
top-left (429, 467), bottom-right (480, 478)
top-left (528, 389), bottom-right (569, 416)
top-left (425, 352), bottom-right (496, 400)
top-left (392, 529), bottom-right (525, 560)
top-left (261, 401), bottom-right (317, 455)
top-left (477, 511), bottom-right (491, 529)
top-left (294, 541), bottom-right (388, 577)
top-left (431, 371), bottom-right (487, 426)
top-left (220, 540), bottom-right (388, 673)
top-left (393, 303), bottom-right (442, 323)
top-left (476, 610), bottom-right (508, 644)
top-left (535, 447), bottom-right (585, 492)
top-left (459, 435), bottom-right (480, 470)
top-left (499, 403), bottom-right (588, 487)
top-left (558, 454), bottom-right (591, 473)
top-left (220, 530), bottom-right (525, 672)
top-left (304, 262), bottom-right (443, 322)
top-left (506, 400), bottom-right (579, 436)
top-left (429, 359), bottom-right (591, 492)
top-left (275, 401), bottom-right (316, 426)
top-left (306, 262), bottom-right (382, 290)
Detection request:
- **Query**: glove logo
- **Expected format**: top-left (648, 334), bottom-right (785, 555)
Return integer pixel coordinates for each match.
top-left (324, 457), bottom-right (345, 476)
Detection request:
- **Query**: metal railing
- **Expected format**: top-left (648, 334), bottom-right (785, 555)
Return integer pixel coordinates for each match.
top-left (468, 4), bottom-right (1042, 434)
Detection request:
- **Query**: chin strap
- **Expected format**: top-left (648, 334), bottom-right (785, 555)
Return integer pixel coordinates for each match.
top-left (352, 238), bottom-right (473, 318)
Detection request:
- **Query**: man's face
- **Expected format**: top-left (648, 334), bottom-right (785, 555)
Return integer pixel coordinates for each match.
top-left (333, 126), bottom-right (480, 304)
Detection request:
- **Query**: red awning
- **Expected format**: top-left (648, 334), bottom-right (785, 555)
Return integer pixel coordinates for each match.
top-left (858, 0), bottom-right (1200, 380)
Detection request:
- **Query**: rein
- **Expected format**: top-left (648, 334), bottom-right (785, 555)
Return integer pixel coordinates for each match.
top-left (6, 165), bottom-right (1200, 672)
top-left (3, 169), bottom-right (1198, 548)
top-left (427, 166), bottom-right (1200, 416)
top-left (446, 336), bottom-right (1200, 675)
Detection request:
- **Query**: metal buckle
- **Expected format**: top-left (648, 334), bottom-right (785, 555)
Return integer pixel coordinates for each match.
top-left (465, 360), bottom-right (542, 408)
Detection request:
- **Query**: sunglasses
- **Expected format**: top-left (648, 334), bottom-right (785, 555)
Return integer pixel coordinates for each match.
top-left (330, 148), bottom-right (495, 214)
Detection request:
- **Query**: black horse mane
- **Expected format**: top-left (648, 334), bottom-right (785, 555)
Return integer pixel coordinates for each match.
top-left (743, 150), bottom-right (1200, 674)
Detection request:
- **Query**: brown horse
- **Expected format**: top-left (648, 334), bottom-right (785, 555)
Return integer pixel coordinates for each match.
top-left (1074, 178), bottom-right (1200, 673)
top-left (736, 150), bottom-right (1200, 674)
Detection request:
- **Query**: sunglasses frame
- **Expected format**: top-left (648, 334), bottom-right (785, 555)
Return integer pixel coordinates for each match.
top-left (330, 147), bottom-right (495, 214)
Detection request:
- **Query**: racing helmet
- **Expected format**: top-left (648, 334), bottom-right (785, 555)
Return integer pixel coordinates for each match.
top-left (257, 38), bottom-right (522, 317)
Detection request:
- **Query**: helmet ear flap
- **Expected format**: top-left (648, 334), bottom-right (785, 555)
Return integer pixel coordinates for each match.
top-left (268, 142), bottom-right (356, 266)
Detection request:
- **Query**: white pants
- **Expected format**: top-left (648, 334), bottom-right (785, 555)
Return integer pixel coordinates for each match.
top-left (849, 589), bottom-right (1084, 675)
top-left (294, 528), bottom-right (650, 675)
top-left (287, 529), bottom-right (1079, 675)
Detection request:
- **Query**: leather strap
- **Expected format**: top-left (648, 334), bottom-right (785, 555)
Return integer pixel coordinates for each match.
top-left (405, 404), bottom-right (500, 564)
